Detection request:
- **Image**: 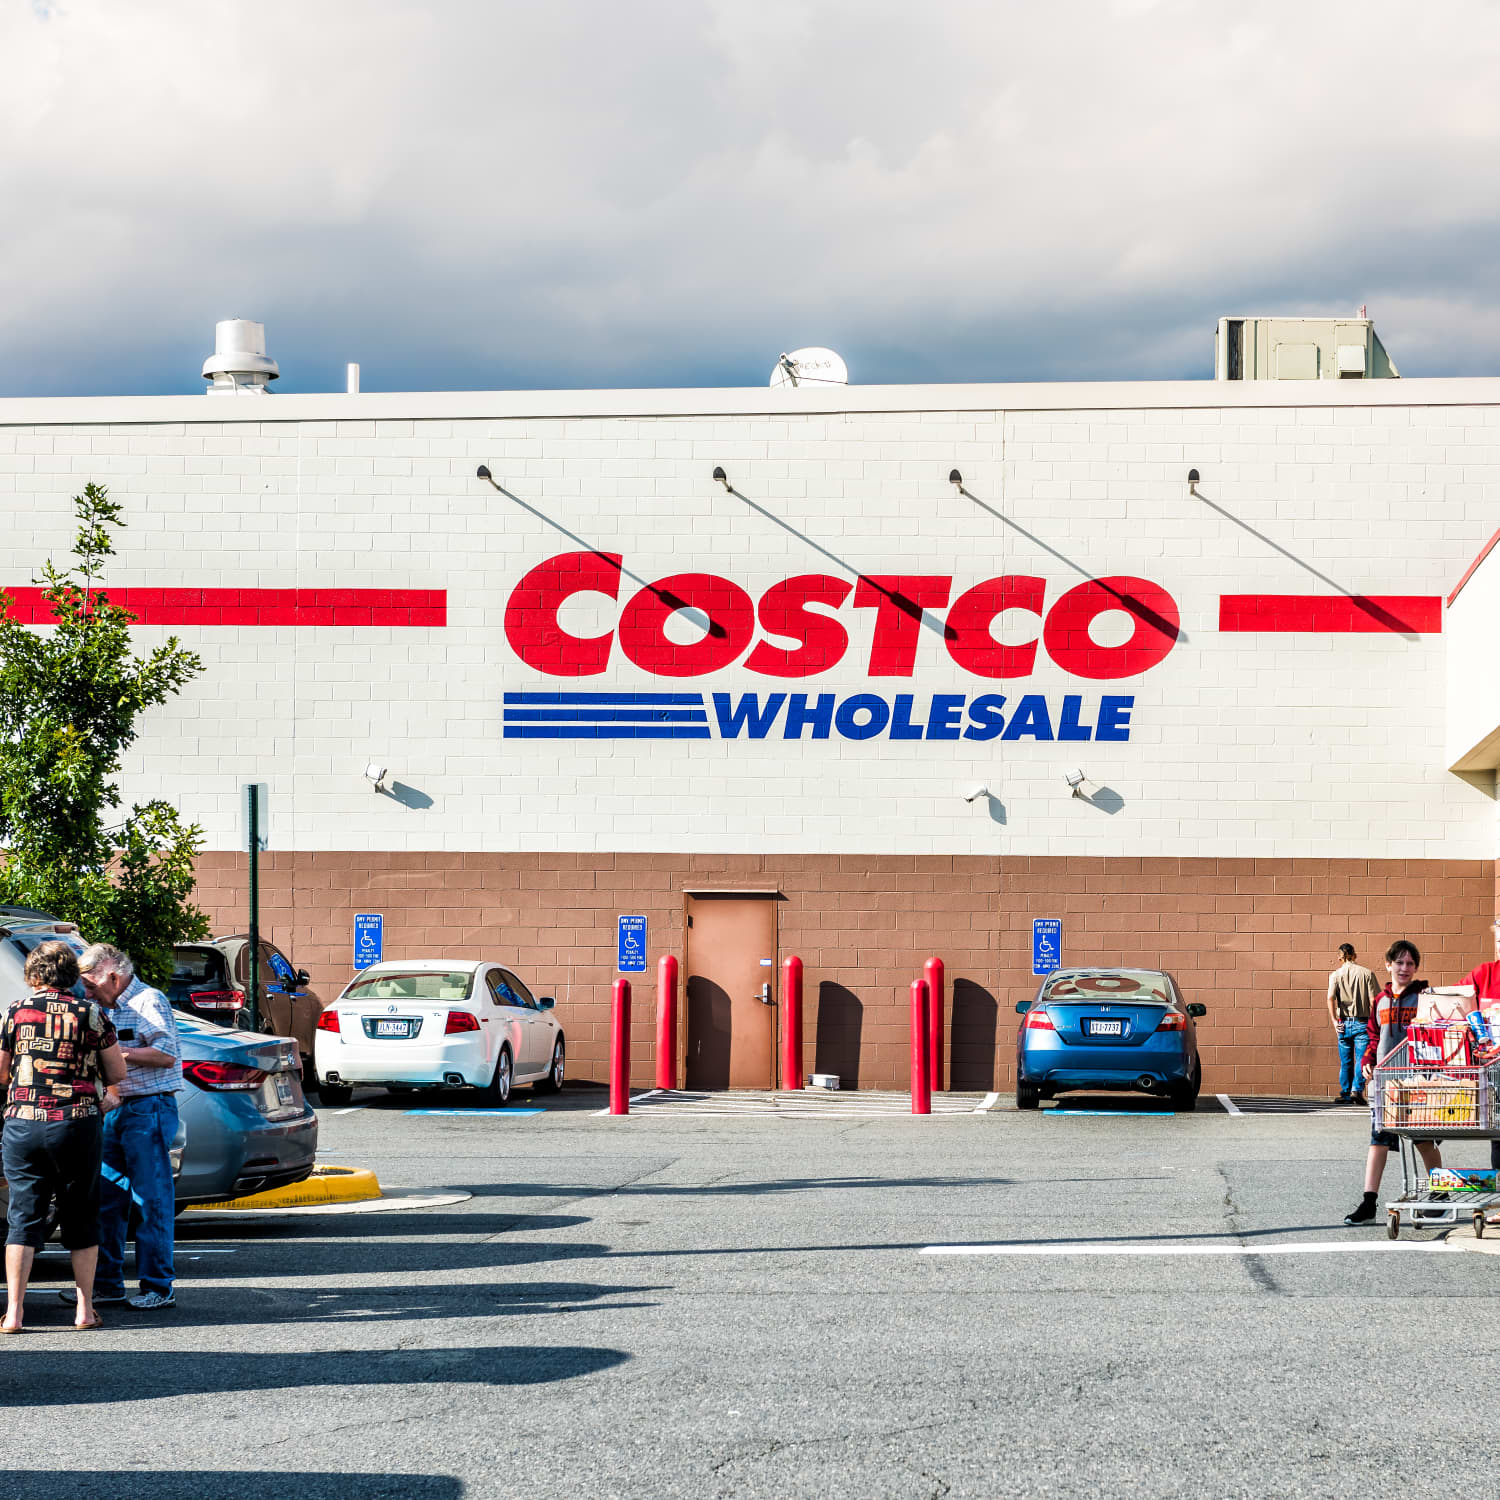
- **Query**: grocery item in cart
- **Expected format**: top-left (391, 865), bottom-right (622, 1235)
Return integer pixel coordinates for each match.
top-left (1426, 1167), bottom-right (1498, 1193)
top-left (1468, 1010), bottom-right (1493, 1046)
top-left (1417, 988), bottom-right (1472, 1024)
top-left (1381, 1073), bottom-right (1481, 1128)
top-left (1407, 1024), bottom-right (1472, 1068)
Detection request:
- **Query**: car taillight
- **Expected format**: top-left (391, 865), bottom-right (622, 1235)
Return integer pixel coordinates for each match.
top-left (1156, 1011), bottom-right (1187, 1031)
top-left (316, 1009), bottom-right (342, 1034)
top-left (189, 988), bottom-right (244, 1013)
top-left (445, 1010), bottom-right (481, 1034)
top-left (182, 1060), bottom-right (267, 1091)
top-left (1023, 1008), bottom-right (1055, 1031)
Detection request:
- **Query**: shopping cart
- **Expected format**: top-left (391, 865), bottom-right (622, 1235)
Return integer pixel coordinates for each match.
top-left (1371, 1037), bottom-right (1500, 1239)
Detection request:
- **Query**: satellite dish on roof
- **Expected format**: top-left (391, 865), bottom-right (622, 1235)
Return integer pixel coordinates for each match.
top-left (769, 347), bottom-right (849, 388)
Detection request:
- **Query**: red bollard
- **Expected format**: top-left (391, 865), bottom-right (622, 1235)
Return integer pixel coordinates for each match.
top-left (781, 955), bottom-right (803, 1089)
top-left (610, 978), bottom-right (632, 1115)
top-left (910, 979), bottom-right (932, 1115)
top-left (656, 955), bottom-right (679, 1091)
top-left (924, 956), bottom-right (945, 1094)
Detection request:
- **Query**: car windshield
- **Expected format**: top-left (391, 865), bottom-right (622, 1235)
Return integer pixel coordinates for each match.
top-left (1042, 970), bottom-right (1173, 1004)
top-left (344, 970), bottom-right (475, 1003)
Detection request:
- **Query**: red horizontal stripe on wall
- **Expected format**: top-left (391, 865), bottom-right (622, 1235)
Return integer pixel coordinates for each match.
top-left (0, 587), bottom-right (447, 628)
top-left (1218, 594), bottom-right (1442, 634)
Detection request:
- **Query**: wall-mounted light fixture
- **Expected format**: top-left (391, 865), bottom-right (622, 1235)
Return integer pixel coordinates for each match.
top-left (949, 469), bottom-right (963, 490)
top-left (1187, 468), bottom-right (1201, 494)
top-left (963, 782), bottom-right (990, 803)
top-left (364, 762), bottom-right (389, 793)
top-left (713, 466), bottom-right (731, 491)
top-left (476, 465), bottom-right (492, 481)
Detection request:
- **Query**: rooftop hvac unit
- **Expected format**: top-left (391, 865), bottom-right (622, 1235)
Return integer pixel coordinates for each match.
top-left (1215, 315), bottom-right (1399, 382)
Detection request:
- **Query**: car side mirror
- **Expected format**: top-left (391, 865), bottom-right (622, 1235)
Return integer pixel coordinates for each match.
top-left (1187, 1003), bottom-right (1207, 1018)
top-left (538, 996), bottom-right (556, 1010)
top-left (1015, 1001), bottom-right (1031, 1014)
top-left (295, 969), bottom-right (311, 988)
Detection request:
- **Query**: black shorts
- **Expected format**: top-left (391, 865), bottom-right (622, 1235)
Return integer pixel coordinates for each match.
top-left (2, 1115), bottom-right (103, 1250)
top-left (1371, 1127), bottom-right (1436, 1150)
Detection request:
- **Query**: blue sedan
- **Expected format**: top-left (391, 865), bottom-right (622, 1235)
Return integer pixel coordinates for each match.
top-left (1015, 967), bottom-right (1207, 1110)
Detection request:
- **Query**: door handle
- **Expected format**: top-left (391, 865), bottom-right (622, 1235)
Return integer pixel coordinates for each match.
top-left (756, 984), bottom-right (775, 1006)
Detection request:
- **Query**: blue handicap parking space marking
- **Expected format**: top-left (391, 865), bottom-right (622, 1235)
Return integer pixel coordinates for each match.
top-left (1047, 1109), bottom-right (1171, 1117)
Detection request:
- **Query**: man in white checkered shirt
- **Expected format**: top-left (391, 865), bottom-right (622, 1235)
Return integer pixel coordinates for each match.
top-left (77, 943), bottom-right (181, 1311)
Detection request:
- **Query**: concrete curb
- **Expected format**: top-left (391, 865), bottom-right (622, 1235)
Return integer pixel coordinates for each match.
top-left (183, 1164), bottom-right (381, 1212)
top-left (1443, 1223), bottom-right (1500, 1255)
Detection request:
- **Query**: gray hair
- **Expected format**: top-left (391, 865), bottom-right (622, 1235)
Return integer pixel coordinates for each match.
top-left (78, 942), bottom-right (135, 982)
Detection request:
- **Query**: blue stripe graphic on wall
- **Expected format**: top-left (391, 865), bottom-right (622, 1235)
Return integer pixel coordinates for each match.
top-left (504, 691), bottom-right (711, 739)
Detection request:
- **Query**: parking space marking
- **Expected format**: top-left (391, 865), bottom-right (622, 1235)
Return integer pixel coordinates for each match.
top-left (920, 1240), bottom-right (1462, 1258)
top-left (330, 1105), bottom-right (369, 1115)
top-left (405, 1108), bottom-right (544, 1117)
top-left (1047, 1109), bottom-right (1172, 1117)
top-left (974, 1092), bottom-right (999, 1112)
top-left (1217, 1094), bottom-right (1244, 1115)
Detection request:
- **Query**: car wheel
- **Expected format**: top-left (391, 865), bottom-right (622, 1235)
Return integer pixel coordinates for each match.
top-left (482, 1048), bottom-right (513, 1107)
top-left (534, 1038), bottom-right (565, 1095)
top-left (1016, 1083), bottom-right (1041, 1110)
top-left (318, 1081), bottom-right (354, 1107)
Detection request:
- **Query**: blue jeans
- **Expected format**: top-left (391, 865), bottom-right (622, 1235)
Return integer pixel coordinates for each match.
top-left (98, 1092), bottom-right (178, 1298)
top-left (1338, 1018), bottom-right (1367, 1097)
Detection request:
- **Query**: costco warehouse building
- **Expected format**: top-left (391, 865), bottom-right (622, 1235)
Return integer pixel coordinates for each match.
top-left (5, 319), bottom-right (1500, 1098)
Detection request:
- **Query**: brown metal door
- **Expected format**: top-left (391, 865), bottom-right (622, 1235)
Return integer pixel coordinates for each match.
top-left (684, 894), bottom-right (778, 1090)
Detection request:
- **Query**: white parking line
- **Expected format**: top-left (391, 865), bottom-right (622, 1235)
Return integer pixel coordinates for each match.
top-left (974, 1092), bottom-right (999, 1113)
top-left (920, 1240), bottom-right (1461, 1257)
top-left (1217, 1094), bottom-right (1243, 1116)
top-left (332, 1105), bottom-right (368, 1115)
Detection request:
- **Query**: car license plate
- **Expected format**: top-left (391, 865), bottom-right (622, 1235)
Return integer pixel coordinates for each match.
top-left (275, 1073), bottom-right (295, 1105)
top-left (376, 1019), bottom-right (410, 1037)
top-left (1087, 1019), bottom-right (1124, 1036)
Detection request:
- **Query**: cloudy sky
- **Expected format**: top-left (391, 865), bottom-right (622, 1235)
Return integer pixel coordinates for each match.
top-left (3, 0), bottom-right (1499, 395)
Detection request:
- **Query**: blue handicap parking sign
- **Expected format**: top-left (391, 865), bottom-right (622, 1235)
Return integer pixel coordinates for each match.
top-left (617, 915), bottom-right (647, 972)
top-left (1032, 918), bottom-right (1061, 976)
top-left (354, 913), bottom-right (384, 971)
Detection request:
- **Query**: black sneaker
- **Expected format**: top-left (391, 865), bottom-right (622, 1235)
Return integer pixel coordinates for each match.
top-left (58, 1289), bottom-right (127, 1306)
top-left (1344, 1199), bottom-right (1378, 1224)
top-left (1336, 1093), bottom-right (1352, 1104)
top-left (1352, 1093), bottom-right (1368, 1106)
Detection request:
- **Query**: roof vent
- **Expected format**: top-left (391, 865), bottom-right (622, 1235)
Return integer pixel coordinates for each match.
top-left (202, 319), bottom-right (279, 394)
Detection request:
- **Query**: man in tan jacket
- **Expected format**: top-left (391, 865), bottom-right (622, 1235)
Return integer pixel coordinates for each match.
top-left (1327, 942), bottom-right (1377, 1104)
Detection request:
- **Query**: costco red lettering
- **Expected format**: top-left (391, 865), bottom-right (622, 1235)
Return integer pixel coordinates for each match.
top-left (502, 552), bottom-right (1182, 682)
top-left (944, 576), bottom-right (1046, 678)
top-left (1041, 577), bottom-right (1181, 680)
top-left (745, 575), bottom-right (854, 677)
top-left (617, 573), bottom-right (756, 677)
top-left (503, 551), bottom-right (622, 677)
top-left (851, 576), bottom-right (953, 675)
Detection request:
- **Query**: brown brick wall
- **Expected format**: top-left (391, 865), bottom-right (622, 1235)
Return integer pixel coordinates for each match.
top-left (193, 852), bottom-right (1497, 1097)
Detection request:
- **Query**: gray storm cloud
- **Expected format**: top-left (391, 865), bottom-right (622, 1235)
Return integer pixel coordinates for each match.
top-left (2, 0), bottom-right (1498, 394)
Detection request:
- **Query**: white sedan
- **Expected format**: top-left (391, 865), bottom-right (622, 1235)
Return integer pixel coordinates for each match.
top-left (313, 958), bottom-right (565, 1107)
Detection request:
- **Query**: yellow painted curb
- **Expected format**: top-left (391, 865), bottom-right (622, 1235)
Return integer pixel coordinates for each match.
top-left (185, 1165), bottom-right (382, 1212)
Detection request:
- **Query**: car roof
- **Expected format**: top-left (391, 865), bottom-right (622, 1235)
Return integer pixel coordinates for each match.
top-left (1045, 966), bottom-right (1170, 979)
top-left (350, 959), bottom-right (490, 973)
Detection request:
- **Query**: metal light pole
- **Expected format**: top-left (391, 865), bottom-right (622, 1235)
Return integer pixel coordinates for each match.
top-left (245, 783), bottom-right (264, 1032)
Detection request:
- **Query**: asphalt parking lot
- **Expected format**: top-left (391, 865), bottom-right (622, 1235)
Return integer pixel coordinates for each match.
top-left (4, 1088), bottom-right (1499, 1500)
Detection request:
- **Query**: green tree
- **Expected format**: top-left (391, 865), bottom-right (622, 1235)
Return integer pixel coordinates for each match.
top-left (0, 482), bottom-right (209, 984)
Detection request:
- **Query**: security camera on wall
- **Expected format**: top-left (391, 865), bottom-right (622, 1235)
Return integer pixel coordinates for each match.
top-left (963, 783), bottom-right (990, 803)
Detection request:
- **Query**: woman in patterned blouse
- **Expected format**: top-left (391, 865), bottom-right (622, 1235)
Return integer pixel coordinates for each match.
top-left (0, 940), bottom-right (126, 1332)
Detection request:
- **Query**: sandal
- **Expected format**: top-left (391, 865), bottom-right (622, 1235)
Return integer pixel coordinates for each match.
top-left (70, 1315), bottom-right (104, 1331)
top-left (0, 1324), bottom-right (22, 1336)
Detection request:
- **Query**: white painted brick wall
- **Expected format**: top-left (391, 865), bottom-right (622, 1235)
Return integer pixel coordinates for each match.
top-left (0, 384), bottom-right (1497, 858)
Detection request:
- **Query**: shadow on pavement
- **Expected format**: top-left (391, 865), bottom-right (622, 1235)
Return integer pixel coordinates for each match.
top-left (4, 1475), bottom-right (462, 1500)
top-left (449, 1173), bottom-right (1021, 1199)
top-left (0, 1344), bottom-right (629, 1406)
